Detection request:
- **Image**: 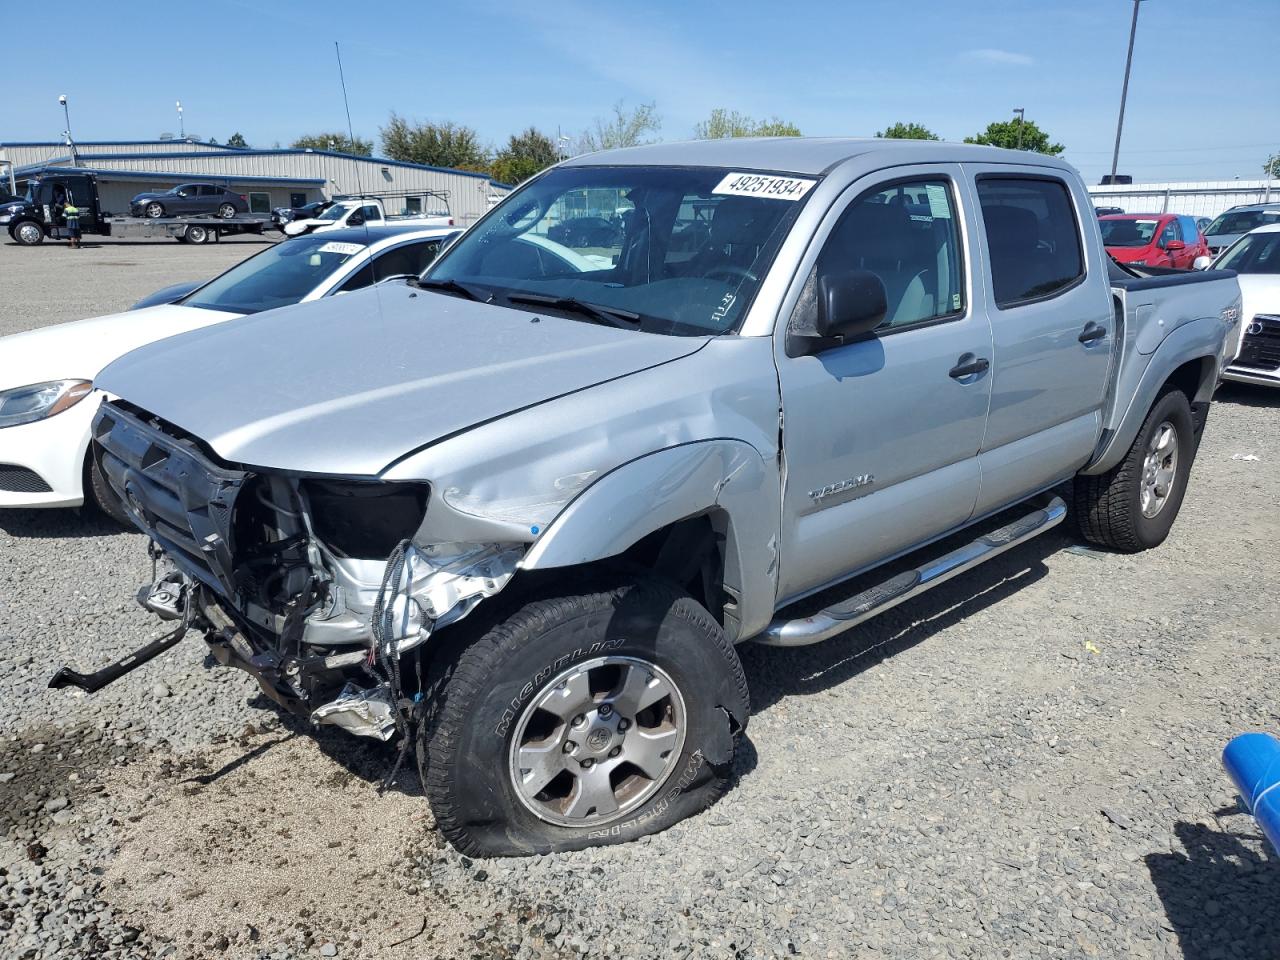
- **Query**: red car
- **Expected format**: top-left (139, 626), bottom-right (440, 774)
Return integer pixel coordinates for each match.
top-left (1099, 213), bottom-right (1210, 270)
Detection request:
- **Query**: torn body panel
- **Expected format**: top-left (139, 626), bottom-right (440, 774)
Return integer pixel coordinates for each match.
top-left (91, 401), bottom-right (524, 735)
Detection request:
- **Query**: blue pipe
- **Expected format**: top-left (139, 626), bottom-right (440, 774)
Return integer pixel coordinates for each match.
top-left (1222, 732), bottom-right (1280, 852)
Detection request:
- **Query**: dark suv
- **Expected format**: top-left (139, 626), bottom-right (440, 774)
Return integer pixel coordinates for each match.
top-left (129, 183), bottom-right (249, 219)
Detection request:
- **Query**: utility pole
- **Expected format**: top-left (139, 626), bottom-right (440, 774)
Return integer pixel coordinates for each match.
top-left (58, 94), bottom-right (78, 164)
top-left (1109, 0), bottom-right (1142, 184)
top-left (176, 101), bottom-right (185, 140)
top-left (1013, 108), bottom-right (1025, 150)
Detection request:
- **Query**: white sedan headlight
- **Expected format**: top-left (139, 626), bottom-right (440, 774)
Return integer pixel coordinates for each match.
top-left (0, 380), bottom-right (93, 429)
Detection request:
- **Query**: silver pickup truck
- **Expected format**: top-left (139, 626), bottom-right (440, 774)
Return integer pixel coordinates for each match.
top-left (67, 139), bottom-right (1241, 857)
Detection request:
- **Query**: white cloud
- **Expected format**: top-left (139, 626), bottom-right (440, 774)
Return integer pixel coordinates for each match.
top-left (964, 48), bottom-right (1035, 66)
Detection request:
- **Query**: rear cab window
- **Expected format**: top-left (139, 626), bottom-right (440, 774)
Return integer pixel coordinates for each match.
top-left (976, 177), bottom-right (1084, 308)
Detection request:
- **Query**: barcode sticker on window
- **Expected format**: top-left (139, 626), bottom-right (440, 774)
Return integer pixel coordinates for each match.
top-left (318, 241), bottom-right (364, 256)
top-left (712, 173), bottom-right (817, 201)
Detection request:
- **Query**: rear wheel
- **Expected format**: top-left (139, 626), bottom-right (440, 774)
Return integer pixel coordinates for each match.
top-left (419, 577), bottom-right (749, 857)
top-left (144, 202), bottom-right (165, 218)
top-left (184, 224), bottom-right (209, 244)
top-left (13, 221), bottom-right (44, 245)
top-left (1073, 388), bottom-right (1196, 552)
top-left (217, 203), bottom-right (237, 219)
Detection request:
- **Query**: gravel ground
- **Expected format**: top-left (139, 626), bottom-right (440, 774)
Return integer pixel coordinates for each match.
top-left (2, 238), bottom-right (1279, 959)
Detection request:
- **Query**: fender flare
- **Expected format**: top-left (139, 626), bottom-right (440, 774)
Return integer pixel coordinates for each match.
top-left (1082, 315), bottom-right (1222, 476)
top-left (520, 439), bottom-right (780, 641)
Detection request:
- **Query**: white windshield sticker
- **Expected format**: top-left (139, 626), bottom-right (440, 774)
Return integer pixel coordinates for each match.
top-left (318, 241), bottom-right (364, 256)
top-left (925, 184), bottom-right (951, 219)
top-left (712, 172), bottom-right (816, 201)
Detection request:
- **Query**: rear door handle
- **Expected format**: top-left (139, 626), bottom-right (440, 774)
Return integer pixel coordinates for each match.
top-left (948, 354), bottom-right (990, 379)
top-left (1078, 322), bottom-right (1107, 344)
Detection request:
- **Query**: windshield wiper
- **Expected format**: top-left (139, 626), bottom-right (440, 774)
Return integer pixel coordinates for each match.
top-left (411, 277), bottom-right (493, 302)
top-left (504, 293), bottom-right (641, 329)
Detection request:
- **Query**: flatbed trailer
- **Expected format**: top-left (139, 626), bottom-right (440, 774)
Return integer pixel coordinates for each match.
top-left (102, 214), bottom-right (271, 244)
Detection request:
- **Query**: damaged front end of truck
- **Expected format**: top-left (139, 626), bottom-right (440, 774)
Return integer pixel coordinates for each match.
top-left (53, 400), bottom-right (521, 741)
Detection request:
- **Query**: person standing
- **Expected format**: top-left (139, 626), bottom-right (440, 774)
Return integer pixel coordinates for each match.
top-left (64, 194), bottom-right (82, 249)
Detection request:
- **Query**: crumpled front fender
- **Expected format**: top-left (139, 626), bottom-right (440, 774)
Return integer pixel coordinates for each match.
top-left (520, 439), bottom-right (779, 642)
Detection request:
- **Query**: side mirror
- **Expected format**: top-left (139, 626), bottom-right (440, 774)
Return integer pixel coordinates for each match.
top-left (1192, 255), bottom-right (1213, 271)
top-left (1164, 239), bottom-right (1185, 251)
top-left (816, 269), bottom-right (888, 341)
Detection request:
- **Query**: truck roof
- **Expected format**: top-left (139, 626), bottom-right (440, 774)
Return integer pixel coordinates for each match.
top-left (562, 137), bottom-right (1076, 176)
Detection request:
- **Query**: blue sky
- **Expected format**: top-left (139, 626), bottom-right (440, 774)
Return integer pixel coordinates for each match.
top-left (4, 0), bottom-right (1275, 183)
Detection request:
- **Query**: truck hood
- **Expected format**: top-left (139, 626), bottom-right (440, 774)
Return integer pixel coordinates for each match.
top-left (0, 303), bottom-right (240, 389)
top-left (94, 283), bottom-right (710, 476)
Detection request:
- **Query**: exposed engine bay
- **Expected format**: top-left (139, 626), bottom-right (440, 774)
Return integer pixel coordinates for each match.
top-left (74, 400), bottom-right (520, 740)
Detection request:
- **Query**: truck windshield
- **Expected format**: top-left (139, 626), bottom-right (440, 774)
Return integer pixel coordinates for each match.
top-left (1215, 231), bottom-right (1280, 274)
top-left (426, 165), bottom-right (815, 335)
top-left (317, 203), bottom-right (354, 221)
top-left (1100, 218), bottom-right (1159, 247)
top-left (181, 234), bottom-right (368, 314)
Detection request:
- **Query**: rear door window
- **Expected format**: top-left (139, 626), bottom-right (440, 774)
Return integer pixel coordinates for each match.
top-left (361, 204), bottom-right (383, 222)
top-left (976, 177), bottom-right (1084, 308)
top-left (368, 240), bottom-right (446, 282)
top-left (198, 185), bottom-right (221, 197)
top-left (1160, 219), bottom-right (1181, 246)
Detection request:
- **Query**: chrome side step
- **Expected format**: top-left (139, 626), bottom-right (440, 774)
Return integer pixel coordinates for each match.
top-left (755, 496), bottom-right (1067, 647)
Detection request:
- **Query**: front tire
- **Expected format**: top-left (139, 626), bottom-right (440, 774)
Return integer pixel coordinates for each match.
top-left (419, 577), bottom-right (749, 857)
top-left (144, 202), bottom-right (165, 218)
top-left (13, 221), bottom-right (44, 245)
top-left (184, 224), bottom-right (209, 244)
top-left (1073, 387), bottom-right (1196, 552)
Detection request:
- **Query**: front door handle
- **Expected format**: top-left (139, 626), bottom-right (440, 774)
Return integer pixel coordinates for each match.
top-left (1079, 322), bottom-right (1107, 344)
top-left (948, 354), bottom-right (990, 379)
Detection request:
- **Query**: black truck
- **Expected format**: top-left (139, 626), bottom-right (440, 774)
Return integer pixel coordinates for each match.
top-left (2, 170), bottom-right (269, 246)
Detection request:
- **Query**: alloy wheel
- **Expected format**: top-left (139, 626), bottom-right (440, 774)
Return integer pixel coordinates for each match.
top-left (1140, 421), bottom-right (1179, 518)
top-left (508, 656), bottom-right (686, 828)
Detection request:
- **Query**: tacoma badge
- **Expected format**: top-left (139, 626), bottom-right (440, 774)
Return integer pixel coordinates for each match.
top-left (809, 474), bottom-right (874, 503)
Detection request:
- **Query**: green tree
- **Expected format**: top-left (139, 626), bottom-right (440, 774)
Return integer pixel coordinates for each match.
top-left (964, 118), bottom-right (1063, 155)
top-left (291, 132), bottom-right (373, 156)
top-left (1265, 153), bottom-right (1280, 178)
top-left (577, 101), bottom-right (661, 154)
top-left (694, 109), bottom-right (801, 139)
top-left (875, 121), bottom-right (939, 141)
top-left (379, 113), bottom-right (489, 171)
top-left (491, 127), bottom-right (560, 185)
top-left (225, 132), bottom-right (249, 148)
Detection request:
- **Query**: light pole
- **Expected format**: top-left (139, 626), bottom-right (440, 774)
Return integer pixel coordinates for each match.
top-left (176, 100), bottom-right (185, 140)
top-left (1013, 107), bottom-right (1025, 150)
top-left (1109, 0), bottom-right (1143, 184)
top-left (58, 94), bottom-right (78, 164)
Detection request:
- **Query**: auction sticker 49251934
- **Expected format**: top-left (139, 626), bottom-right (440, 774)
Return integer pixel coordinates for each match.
top-left (712, 172), bottom-right (817, 201)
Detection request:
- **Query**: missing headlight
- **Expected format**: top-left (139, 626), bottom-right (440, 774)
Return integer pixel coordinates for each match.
top-left (303, 480), bottom-right (430, 558)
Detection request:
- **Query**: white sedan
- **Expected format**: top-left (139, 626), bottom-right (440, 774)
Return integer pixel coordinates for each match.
top-left (1214, 223), bottom-right (1280, 388)
top-left (0, 225), bottom-right (457, 517)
